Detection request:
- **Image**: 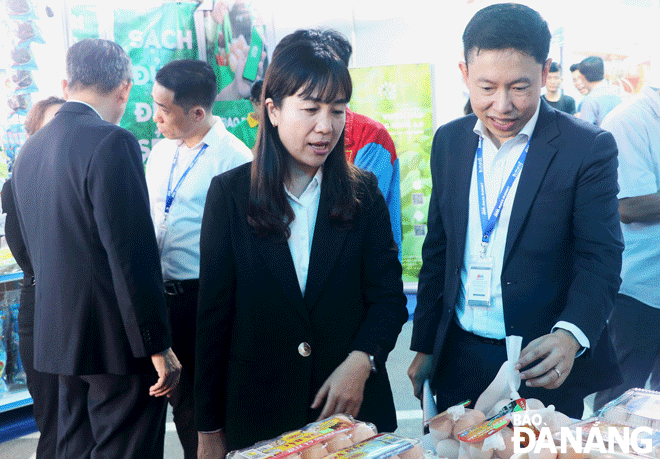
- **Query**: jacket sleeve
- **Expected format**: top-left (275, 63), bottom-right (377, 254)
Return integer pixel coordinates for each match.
top-left (349, 172), bottom-right (408, 367)
top-left (87, 129), bottom-right (171, 358)
top-left (410, 128), bottom-right (448, 354)
top-left (195, 174), bottom-right (235, 432)
top-left (559, 129), bottom-right (623, 352)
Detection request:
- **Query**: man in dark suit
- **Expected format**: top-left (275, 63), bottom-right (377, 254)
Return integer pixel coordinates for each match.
top-left (11, 38), bottom-right (180, 458)
top-left (407, 3), bottom-right (623, 419)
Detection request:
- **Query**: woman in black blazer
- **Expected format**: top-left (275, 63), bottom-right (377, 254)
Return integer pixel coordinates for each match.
top-left (2, 96), bottom-right (64, 459)
top-left (195, 35), bottom-right (408, 457)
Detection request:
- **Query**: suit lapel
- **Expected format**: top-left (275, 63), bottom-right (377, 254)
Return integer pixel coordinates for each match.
top-left (452, 121), bottom-right (479, 263)
top-left (503, 103), bottom-right (560, 269)
top-left (304, 181), bottom-right (347, 310)
top-left (248, 185), bottom-right (310, 324)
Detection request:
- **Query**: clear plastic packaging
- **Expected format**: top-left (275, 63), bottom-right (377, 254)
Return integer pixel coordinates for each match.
top-left (323, 433), bottom-right (424, 459)
top-left (227, 415), bottom-right (377, 459)
top-left (597, 389), bottom-right (660, 432)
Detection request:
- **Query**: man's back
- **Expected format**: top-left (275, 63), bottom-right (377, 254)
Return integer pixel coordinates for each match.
top-left (13, 101), bottom-right (169, 376)
top-left (581, 82), bottom-right (622, 126)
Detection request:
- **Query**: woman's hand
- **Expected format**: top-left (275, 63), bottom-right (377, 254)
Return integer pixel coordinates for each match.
top-left (311, 351), bottom-right (372, 420)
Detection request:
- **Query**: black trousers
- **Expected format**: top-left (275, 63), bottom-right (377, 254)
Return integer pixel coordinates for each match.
top-left (594, 293), bottom-right (660, 411)
top-left (57, 373), bottom-right (167, 459)
top-left (164, 279), bottom-right (199, 459)
top-left (18, 283), bottom-right (59, 459)
top-left (431, 319), bottom-right (587, 419)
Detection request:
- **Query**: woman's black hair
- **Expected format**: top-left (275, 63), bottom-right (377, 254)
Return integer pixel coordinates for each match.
top-left (248, 37), bottom-right (361, 240)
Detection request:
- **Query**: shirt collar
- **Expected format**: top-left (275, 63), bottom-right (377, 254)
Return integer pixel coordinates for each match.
top-left (176, 116), bottom-right (223, 151)
top-left (285, 168), bottom-right (323, 203)
top-left (473, 99), bottom-right (541, 145)
top-left (67, 99), bottom-right (103, 119)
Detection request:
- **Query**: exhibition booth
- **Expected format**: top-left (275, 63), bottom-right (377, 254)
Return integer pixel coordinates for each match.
top-left (1, 0), bottom-right (659, 451)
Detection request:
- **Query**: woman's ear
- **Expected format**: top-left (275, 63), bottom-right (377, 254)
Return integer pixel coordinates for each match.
top-left (265, 98), bottom-right (278, 126)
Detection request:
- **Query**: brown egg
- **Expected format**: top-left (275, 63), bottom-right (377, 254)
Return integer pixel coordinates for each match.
top-left (556, 445), bottom-right (586, 459)
top-left (430, 416), bottom-right (455, 442)
top-left (399, 445), bottom-right (425, 459)
top-left (453, 409), bottom-right (487, 441)
top-left (436, 438), bottom-right (461, 459)
top-left (349, 423), bottom-right (377, 444)
top-left (325, 433), bottom-right (353, 453)
top-left (468, 443), bottom-right (495, 459)
top-left (497, 427), bottom-right (516, 459)
top-left (301, 442), bottom-right (329, 459)
top-left (529, 449), bottom-right (558, 459)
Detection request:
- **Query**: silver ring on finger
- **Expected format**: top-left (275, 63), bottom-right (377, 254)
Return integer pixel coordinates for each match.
top-left (553, 368), bottom-right (562, 378)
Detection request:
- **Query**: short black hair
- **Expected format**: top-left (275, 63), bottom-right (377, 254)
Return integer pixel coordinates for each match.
top-left (463, 3), bottom-right (550, 65)
top-left (250, 79), bottom-right (263, 103)
top-left (155, 59), bottom-right (217, 111)
top-left (569, 63), bottom-right (580, 73)
top-left (578, 56), bottom-right (604, 82)
top-left (274, 29), bottom-right (352, 66)
top-left (549, 62), bottom-right (561, 73)
top-left (66, 38), bottom-right (132, 94)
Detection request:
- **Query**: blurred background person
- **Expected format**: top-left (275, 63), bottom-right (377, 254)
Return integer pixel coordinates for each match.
top-left (1, 95), bottom-right (65, 459)
top-left (578, 56), bottom-right (622, 126)
top-left (228, 79), bottom-right (263, 150)
top-left (542, 62), bottom-right (576, 114)
top-left (593, 76), bottom-right (660, 410)
top-left (570, 63), bottom-right (589, 117)
top-left (146, 58), bottom-right (251, 459)
top-left (195, 36), bottom-right (407, 458)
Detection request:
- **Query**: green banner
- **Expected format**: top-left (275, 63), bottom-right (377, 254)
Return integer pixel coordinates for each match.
top-left (70, 5), bottom-right (99, 42)
top-left (114, 3), bottom-right (199, 161)
top-left (349, 64), bottom-right (433, 283)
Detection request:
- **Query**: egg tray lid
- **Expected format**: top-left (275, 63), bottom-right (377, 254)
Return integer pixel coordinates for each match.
top-left (597, 389), bottom-right (660, 431)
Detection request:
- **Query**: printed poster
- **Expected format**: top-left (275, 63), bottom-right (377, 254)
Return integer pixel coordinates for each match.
top-left (114, 3), bottom-right (199, 161)
top-left (349, 64), bottom-right (433, 283)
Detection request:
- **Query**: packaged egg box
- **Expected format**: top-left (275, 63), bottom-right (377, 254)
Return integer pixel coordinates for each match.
top-left (323, 433), bottom-right (425, 459)
top-left (597, 389), bottom-right (660, 431)
top-left (227, 415), bottom-right (378, 459)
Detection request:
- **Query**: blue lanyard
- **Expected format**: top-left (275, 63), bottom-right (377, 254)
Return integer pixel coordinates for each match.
top-left (165, 143), bottom-right (208, 214)
top-left (476, 137), bottom-right (530, 245)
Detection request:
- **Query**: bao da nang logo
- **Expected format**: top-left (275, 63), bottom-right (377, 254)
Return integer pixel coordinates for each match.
top-left (511, 412), bottom-right (655, 455)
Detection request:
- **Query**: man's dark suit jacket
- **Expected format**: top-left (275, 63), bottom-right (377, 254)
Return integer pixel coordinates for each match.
top-left (411, 100), bottom-right (624, 398)
top-left (11, 102), bottom-right (170, 376)
top-left (195, 163), bottom-right (408, 451)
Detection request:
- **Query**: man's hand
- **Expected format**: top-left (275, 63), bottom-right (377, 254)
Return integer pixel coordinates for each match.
top-left (515, 329), bottom-right (581, 389)
top-left (311, 351), bottom-right (372, 420)
top-left (198, 430), bottom-right (227, 459)
top-left (407, 352), bottom-right (433, 399)
top-left (149, 347), bottom-right (181, 397)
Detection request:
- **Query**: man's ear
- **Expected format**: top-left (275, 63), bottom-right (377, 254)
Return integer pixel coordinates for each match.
top-left (459, 61), bottom-right (469, 86)
top-left (192, 106), bottom-right (207, 121)
top-left (61, 79), bottom-right (70, 100)
top-left (541, 58), bottom-right (552, 87)
top-left (117, 80), bottom-right (133, 104)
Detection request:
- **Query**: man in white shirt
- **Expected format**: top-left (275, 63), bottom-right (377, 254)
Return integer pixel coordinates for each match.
top-left (408, 3), bottom-right (623, 419)
top-left (593, 81), bottom-right (660, 410)
top-left (578, 56), bottom-right (622, 126)
top-left (146, 59), bottom-right (251, 459)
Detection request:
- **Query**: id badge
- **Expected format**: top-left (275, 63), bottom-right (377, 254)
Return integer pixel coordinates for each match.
top-left (466, 257), bottom-right (493, 307)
